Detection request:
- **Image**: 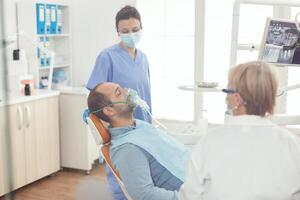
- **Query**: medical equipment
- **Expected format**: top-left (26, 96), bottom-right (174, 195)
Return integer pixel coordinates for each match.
top-left (87, 113), bottom-right (133, 200)
top-left (229, 0), bottom-right (300, 126)
top-left (91, 88), bottom-right (168, 131)
top-left (125, 88), bottom-right (168, 130)
top-left (258, 18), bottom-right (300, 66)
top-left (230, 0), bottom-right (300, 67)
top-left (257, 18), bottom-right (300, 95)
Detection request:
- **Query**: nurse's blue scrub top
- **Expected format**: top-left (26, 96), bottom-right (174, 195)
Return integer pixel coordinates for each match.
top-left (87, 44), bottom-right (152, 123)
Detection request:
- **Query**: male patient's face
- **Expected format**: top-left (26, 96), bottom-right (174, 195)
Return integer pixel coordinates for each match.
top-left (96, 83), bottom-right (133, 115)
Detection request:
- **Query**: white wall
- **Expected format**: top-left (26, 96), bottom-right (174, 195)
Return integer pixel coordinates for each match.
top-left (70, 0), bottom-right (136, 86)
top-left (0, 1), bottom-right (6, 100)
top-left (3, 0), bottom-right (136, 87)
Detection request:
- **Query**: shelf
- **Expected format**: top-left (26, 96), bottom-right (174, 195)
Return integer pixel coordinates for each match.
top-left (39, 64), bottom-right (70, 70)
top-left (178, 85), bottom-right (222, 92)
top-left (17, 1), bottom-right (72, 90)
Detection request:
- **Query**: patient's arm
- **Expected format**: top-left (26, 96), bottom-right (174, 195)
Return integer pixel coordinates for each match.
top-left (111, 143), bottom-right (178, 200)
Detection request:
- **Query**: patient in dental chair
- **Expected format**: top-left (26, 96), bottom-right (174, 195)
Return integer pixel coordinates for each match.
top-left (87, 82), bottom-right (190, 200)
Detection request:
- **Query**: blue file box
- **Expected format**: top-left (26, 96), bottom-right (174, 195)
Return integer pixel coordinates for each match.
top-left (49, 4), bottom-right (57, 34)
top-left (36, 3), bottom-right (45, 34)
top-left (57, 5), bottom-right (62, 34)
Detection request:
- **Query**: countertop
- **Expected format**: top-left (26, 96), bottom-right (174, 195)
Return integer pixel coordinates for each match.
top-left (58, 86), bottom-right (89, 95)
top-left (0, 90), bottom-right (60, 107)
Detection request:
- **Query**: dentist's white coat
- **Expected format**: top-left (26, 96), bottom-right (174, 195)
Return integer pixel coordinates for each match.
top-left (179, 115), bottom-right (300, 200)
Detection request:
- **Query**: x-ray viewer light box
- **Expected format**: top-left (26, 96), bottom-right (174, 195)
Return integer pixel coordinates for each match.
top-left (258, 17), bottom-right (300, 66)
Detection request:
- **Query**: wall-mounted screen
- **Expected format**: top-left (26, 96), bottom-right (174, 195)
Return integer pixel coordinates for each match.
top-left (259, 18), bottom-right (300, 66)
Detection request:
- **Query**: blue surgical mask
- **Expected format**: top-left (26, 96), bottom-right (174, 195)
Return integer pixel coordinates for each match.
top-left (120, 31), bottom-right (142, 48)
top-left (225, 109), bottom-right (234, 116)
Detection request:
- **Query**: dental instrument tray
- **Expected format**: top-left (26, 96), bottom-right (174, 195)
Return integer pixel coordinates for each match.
top-left (196, 81), bottom-right (218, 88)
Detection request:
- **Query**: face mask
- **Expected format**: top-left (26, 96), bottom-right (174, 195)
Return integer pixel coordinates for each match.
top-left (126, 88), bottom-right (169, 130)
top-left (126, 88), bottom-right (150, 112)
top-left (120, 31), bottom-right (142, 48)
top-left (225, 99), bottom-right (238, 116)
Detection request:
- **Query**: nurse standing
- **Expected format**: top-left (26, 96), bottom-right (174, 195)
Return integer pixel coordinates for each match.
top-left (87, 5), bottom-right (151, 123)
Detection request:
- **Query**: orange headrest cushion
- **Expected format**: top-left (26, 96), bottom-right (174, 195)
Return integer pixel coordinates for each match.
top-left (89, 113), bottom-right (111, 144)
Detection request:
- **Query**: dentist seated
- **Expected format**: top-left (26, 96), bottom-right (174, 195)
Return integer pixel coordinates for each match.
top-left (87, 82), bottom-right (190, 200)
top-left (179, 61), bottom-right (300, 200)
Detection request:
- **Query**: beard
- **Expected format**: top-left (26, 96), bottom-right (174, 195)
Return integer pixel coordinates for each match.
top-left (115, 105), bottom-right (134, 119)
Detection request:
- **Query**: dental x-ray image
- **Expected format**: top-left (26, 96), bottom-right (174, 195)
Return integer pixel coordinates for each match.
top-left (260, 18), bottom-right (300, 65)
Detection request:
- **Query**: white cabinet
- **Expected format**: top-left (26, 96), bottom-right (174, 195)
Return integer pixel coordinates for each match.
top-left (8, 103), bottom-right (27, 189)
top-left (0, 96), bottom-right (60, 195)
top-left (48, 97), bottom-right (60, 173)
top-left (0, 107), bottom-right (9, 196)
top-left (35, 97), bottom-right (60, 179)
top-left (17, 1), bottom-right (72, 89)
top-left (59, 88), bottom-right (99, 173)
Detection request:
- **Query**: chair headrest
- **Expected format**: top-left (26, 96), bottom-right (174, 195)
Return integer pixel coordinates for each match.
top-left (87, 113), bottom-right (111, 145)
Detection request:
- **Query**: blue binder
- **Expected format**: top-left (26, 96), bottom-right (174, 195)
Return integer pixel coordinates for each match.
top-left (44, 37), bottom-right (50, 66)
top-left (56, 5), bottom-right (62, 34)
top-left (45, 4), bottom-right (51, 34)
top-left (38, 37), bottom-right (45, 67)
top-left (49, 4), bottom-right (57, 34)
top-left (36, 3), bottom-right (45, 34)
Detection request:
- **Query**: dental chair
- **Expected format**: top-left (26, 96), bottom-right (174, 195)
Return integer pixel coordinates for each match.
top-left (87, 113), bottom-right (132, 200)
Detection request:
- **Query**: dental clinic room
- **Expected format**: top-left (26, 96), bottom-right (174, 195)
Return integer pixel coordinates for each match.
top-left (1, 0), bottom-right (300, 199)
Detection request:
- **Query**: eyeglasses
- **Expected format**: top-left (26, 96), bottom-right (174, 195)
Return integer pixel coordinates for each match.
top-left (222, 88), bottom-right (238, 94)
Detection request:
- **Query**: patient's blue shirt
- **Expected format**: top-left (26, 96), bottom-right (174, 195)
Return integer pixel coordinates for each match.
top-left (109, 120), bottom-right (190, 200)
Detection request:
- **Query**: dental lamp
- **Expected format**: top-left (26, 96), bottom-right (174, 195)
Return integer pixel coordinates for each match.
top-left (3, 31), bottom-right (54, 91)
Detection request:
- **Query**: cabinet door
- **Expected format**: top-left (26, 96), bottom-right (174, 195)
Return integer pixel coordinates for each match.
top-left (23, 102), bottom-right (37, 183)
top-left (0, 106), bottom-right (9, 196)
top-left (48, 96), bottom-right (60, 173)
top-left (34, 98), bottom-right (51, 179)
top-left (8, 104), bottom-right (26, 190)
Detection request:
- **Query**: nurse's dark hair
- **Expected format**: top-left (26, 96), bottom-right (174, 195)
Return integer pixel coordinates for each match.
top-left (115, 5), bottom-right (142, 31)
top-left (87, 83), bottom-right (111, 123)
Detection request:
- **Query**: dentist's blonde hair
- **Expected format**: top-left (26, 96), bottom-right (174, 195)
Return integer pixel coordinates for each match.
top-left (228, 61), bottom-right (278, 117)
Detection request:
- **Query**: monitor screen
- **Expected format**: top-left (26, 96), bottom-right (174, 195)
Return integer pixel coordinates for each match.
top-left (258, 18), bottom-right (300, 66)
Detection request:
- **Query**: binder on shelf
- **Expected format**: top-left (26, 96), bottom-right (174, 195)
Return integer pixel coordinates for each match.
top-left (38, 37), bottom-right (45, 67)
top-left (50, 4), bottom-right (57, 34)
top-left (36, 3), bottom-right (45, 34)
top-left (45, 4), bottom-right (51, 34)
top-left (40, 53), bottom-right (46, 67)
top-left (44, 37), bottom-right (51, 66)
top-left (57, 5), bottom-right (62, 34)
